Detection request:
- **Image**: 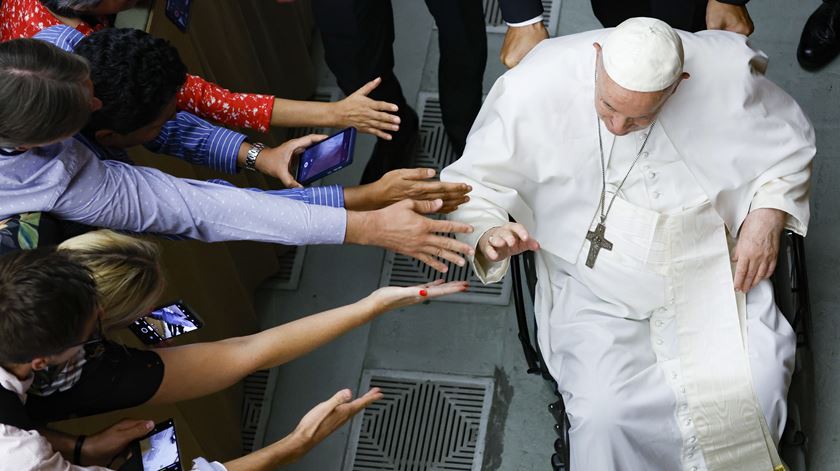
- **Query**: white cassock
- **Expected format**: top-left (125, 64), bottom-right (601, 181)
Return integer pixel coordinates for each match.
top-left (441, 29), bottom-right (814, 471)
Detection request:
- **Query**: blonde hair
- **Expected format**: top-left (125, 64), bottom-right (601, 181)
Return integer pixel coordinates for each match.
top-left (58, 230), bottom-right (164, 331)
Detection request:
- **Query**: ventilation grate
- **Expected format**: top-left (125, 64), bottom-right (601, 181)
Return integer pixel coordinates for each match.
top-left (241, 369), bottom-right (278, 453)
top-left (483, 0), bottom-right (561, 36)
top-left (379, 94), bottom-right (511, 305)
top-left (344, 370), bottom-right (494, 471)
top-left (266, 246), bottom-right (307, 291)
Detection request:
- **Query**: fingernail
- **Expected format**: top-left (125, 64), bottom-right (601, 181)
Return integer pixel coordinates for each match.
top-left (342, 390), bottom-right (352, 401)
top-left (419, 289), bottom-right (428, 297)
top-left (145, 421), bottom-right (154, 430)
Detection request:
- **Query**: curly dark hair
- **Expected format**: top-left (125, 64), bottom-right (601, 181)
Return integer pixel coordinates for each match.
top-left (74, 28), bottom-right (187, 135)
top-left (0, 248), bottom-right (98, 364)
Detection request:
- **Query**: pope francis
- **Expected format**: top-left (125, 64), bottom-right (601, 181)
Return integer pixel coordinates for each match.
top-left (441, 18), bottom-right (815, 471)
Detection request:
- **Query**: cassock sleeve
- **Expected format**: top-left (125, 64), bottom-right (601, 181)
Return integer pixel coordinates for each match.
top-left (749, 177), bottom-right (808, 235)
top-left (442, 76), bottom-right (533, 284)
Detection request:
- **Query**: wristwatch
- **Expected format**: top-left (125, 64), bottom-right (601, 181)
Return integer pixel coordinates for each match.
top-left (244, 142), bottom-right (265, 172)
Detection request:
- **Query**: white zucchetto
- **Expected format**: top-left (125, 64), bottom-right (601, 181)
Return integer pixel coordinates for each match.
top-left (602, 17), bottom-right (684, 92)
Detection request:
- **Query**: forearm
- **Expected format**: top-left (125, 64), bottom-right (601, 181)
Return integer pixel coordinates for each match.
top-left (343, 185), bottom-right (381, 211)
top-left (39, 428), bottom-right (77, 462)
top-left (271, 98), bottom-right (338, 129)
top-left (150, 299), bottom-right (378, 404)
top-left (223, 433), bottom-right (303, 471)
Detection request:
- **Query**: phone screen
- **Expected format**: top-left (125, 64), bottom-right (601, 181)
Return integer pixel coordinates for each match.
top-left (139, 420), bottom-right (181, 471)
top-left (297, 128), bottom-right (355, 184)
top-left (130, 302), bottom-right (202, 344)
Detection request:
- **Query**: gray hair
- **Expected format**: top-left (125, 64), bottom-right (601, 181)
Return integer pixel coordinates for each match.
top-left (42, 0), bottom-right (103, 13)
top-left (0, 39), bottom-right (92, 148)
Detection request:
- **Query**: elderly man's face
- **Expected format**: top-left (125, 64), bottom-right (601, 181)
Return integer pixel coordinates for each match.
top-left (593, 44), bottom-right (686, 136)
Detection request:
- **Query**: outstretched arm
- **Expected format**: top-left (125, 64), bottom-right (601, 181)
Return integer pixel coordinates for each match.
top-left (146, 281), bottom-right (468, 405)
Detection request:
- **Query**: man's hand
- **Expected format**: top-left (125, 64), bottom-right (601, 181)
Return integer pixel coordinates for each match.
top-left (366, 279), bottom-right (469, 312)
top-left (345, 168), bottom-right (471, 212)
top-left (82, 419), bottom-right (154, 466)
top-left (333, 78), bottom-right (401, 140)
top-left (500, 23), bottom-right (549, 68)
top-left (255, 134), bottom-right (327, 188)
top-left (345, 199), bottom-right (475, 273)
top-left (732, 208), bottom-right (786, 292)
top-left (290, 388), bottom-right (382, 458)
top-left (478, 223), bottom-right (540, 264)
top-left (706, 0), bottom-right (754, 36)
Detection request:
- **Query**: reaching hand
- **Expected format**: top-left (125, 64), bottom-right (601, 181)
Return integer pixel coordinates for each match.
top-left (478, 223), bottom-right (540, 263)
top-left (334, 78), bottom-right (401, 140)
top-left (500, 23), bottom-right (549, 68)
top-left (290, 388), bottom-right (383, 457)
top-left (348, 168), bottom-right (471, 212)
top-left (346, 199), bottom-right (475, 273)
top-left (706, 0), bottom-right (754, 36)
top-left (82, 419), bottom-right (154, 466)
top-left (366, 280), bottom-right (469, 312)
top-left (255, 134), bottom-right (327, 188)
top-left (732, 208), bottom-right (786, 292)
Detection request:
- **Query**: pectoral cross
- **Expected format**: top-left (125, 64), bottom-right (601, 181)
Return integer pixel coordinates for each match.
top-left (585, 222), bottom-right (613, 268)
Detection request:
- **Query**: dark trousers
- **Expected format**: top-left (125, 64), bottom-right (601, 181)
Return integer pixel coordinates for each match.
top-left (312, 0), bottom-right (487, 182)
top-left (590, 0), bottom-right (708, 32)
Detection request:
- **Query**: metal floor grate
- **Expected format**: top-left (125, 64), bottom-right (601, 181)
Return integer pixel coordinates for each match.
top-left (380, 93), bottom-right (511, 305)
top-left (344, 370), bottom-right (494, 471)
top-left (265, 246), bottom-right (307, 291)
top-left (483, 0), bottom-right (561, 35)
top-left (241, 369), bottom-right (278, 453)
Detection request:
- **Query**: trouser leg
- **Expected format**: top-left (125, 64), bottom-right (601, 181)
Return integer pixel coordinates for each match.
top-left (311, 0), bottom-right (419, 183)
top-left (590, 0), bottom-right (706, 32)
top-left (424, 0), bottom-right (487, 157)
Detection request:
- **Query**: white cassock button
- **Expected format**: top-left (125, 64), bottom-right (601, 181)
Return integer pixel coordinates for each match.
top-left (691, 467), bottom-right (698, 471)
top-left (652, 191), bottom-right (661, 199)
top-left (642, 151), bottom-right (650, 158)
top-left (688, 452), bottom-right (695, 458)
top-left (681, 405), bottom-right (689, 412)
top-left (681, 386), bottom-right (686, 393)
top-left (689, 436), bottom-right (696, 443)
top-left (672, 372), bottom-right (678, 379)
top-left (684, 418), bottom-right (692, 426)
top-left (648, 171), bottom-right (656, 179)
top-left (658, 307), bottom-right (667, 313)
top-left (655, 320), bottom-right (664, 327)
top-left (656, 338), bottom-right (664, 345)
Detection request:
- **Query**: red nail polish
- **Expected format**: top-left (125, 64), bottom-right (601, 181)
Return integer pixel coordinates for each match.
top-left (419, 289), bottom-right (428, 297)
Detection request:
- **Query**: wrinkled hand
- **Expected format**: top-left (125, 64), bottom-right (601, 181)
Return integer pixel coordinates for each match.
top-left (348, 199), bottom-right (475, 272)
top-left (732, 208), bottom-right (786, 292)
top-left (333, 78), bottom-right (401, 140)
top-left (290, 388), bottom-right (382, 459)
top-left (366, 279), bottom-right (469, 312)
top-left (82, 419), bottom-right (154, 466)
top-left (706, 0), bottom-right (754, 35)
top-left (362, 168), bottom-right (471, 212)
top-left (500, 23), bottom-right (549, 68)
top-left (256, 134), bottom-right (327, 188)
top-left (478, 223), bottom-right (540, 263)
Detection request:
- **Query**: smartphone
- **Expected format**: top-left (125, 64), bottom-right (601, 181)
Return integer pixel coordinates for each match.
top-left (164, 0), bottom-right (191, 33)
top-left (120, 419), bottom-right (182, 471)
top-left (129, 301), bottom-right (203, 345)
top-left (295, 127), bottom-right (356, 185)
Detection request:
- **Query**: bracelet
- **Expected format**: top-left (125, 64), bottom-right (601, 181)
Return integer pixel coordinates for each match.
top-left (73, 434), bottom-right (87, 465)
top-left (244, 142), bottom-right (265, 172)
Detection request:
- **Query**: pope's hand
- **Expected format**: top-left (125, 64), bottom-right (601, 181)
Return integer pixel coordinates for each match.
top-left (732, 208), bottom-right (786, 292)
top-left (478, 223), bottom-right (540, 263)
top-left (706, 0), bottom-right (754, 36)
top-left (500, 23), bottom-right (549, 68)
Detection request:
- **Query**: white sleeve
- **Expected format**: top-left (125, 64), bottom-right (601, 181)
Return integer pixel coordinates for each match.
top-left (506, 16), bottom-right (543, 27)
top-left (0, 425), bottom-right (109, 471)
top-left (749, 177), bottom-right (809, 235)
top-left (190, 457), bottom-right (227, 471)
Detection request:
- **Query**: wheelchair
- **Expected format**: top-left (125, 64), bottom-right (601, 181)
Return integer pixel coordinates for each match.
top-left (510, 230), bottom-right (814, 470)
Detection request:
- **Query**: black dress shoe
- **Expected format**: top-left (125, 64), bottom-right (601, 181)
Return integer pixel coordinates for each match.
top-left (360, 106), bottom-right (420, 184)
top-left (798, 0), bottom-right (840, 71)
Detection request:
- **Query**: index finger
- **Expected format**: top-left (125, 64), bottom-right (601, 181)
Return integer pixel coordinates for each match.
top-left (427, 219), bottom-right (474, 236)
top-left (733, 258), bottom-right (749, 292)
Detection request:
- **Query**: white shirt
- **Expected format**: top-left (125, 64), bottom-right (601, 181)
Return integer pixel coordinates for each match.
top-left (0, 366), bottom-right (227, 471)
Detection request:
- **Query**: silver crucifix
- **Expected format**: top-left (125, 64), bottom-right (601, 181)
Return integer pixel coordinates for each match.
top-left (585, 222), bottom-right (613, 268)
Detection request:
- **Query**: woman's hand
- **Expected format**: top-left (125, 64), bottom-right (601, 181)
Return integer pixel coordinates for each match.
top-left (365, 280), bottom-right (469, 313)
top-left (333, 78), bottom-right (401, 140)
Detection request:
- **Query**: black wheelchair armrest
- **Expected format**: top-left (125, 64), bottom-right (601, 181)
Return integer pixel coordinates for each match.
top-left (771, 230), bottom-right (811, 348)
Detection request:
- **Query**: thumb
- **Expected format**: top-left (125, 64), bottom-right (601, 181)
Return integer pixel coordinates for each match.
top-left (355, 77), bottom-right (382, 96)
top-left (114, 419), bottom-right (155, 440)
top-left (411, 199), bottom-right (444, 214)
top-left (294, 134), bottom-right (328, 148)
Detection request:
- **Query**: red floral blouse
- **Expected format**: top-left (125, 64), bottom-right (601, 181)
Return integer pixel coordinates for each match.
top-left (0, 0), bottom-right (274, 132)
